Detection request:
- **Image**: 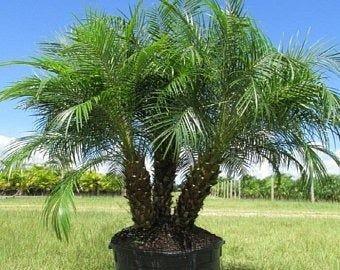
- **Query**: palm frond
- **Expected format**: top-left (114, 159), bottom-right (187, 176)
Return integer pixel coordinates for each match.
top-left (43, 176), bottom-right (75, 241)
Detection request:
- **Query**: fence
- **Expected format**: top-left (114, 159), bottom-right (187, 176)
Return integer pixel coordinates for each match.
top-left (211, 179), bottom-right (241, 199)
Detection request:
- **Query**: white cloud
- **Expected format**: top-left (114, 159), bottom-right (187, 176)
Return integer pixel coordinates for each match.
top-left (317, 150), bottom-right (340, 175)
top-left (0, 134), bottom-right (47, 165)
top-left (248, 160), bottom-right (273, 179)
top-left (0, 135), bottom-right (14, 155)
top-left (26, 150), bottom-right (48, 165)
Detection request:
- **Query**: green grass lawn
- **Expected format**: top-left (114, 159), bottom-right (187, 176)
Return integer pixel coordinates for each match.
top-left (0, 196), bottom-right (339, 270)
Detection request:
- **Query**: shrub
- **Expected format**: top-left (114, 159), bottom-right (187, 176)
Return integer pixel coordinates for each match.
top-left (78, 171), bottom-right (123, 195)
top-left (241, 175), bottom-right (263, 199)
top-left (0, 170), bottom-right (26, 195)
top-left (315, 175), bottom-right (340, 202)
top-left (23, 166), bottom-right (59, 195)
top-left (0, 166), bottom-right (123, 195)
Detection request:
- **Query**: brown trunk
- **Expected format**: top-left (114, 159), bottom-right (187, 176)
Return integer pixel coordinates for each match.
top-left (123, 155), bottom-right (154, 228)
top-left (173, 157), bottom-right (220, 228)
top-left (153, 152), bottom-right (177, 225)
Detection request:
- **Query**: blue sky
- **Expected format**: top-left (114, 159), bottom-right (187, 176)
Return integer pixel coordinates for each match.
top-left (1, 0), bottom-right (340, 137)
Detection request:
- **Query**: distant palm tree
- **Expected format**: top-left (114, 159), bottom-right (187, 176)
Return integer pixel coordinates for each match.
top-left (1, 0), bottom-right (339, 241)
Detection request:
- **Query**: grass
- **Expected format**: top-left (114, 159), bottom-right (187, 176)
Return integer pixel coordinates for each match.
top-left (0, 196), bottom-right (339, 270)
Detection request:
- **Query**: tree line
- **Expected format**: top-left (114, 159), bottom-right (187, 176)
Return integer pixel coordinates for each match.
top-left (1, 165), bottom-right (339, 202)
top-left (211, 175), bottom-right (340, 202)
top-left (0, 166), bottom-right (123, 196)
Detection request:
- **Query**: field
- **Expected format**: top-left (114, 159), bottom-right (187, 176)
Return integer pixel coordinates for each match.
top-left (0, 196), bottom-right (340, 270)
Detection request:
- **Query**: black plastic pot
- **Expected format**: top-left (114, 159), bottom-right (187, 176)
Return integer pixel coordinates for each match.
top-left (109, 239), bottom-right (224, 270)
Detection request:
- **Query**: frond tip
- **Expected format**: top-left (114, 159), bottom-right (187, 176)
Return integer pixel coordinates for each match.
top-left (43, 177), bottom-right (76, 242)
top-left (227, 0), bottom-right (245, 17)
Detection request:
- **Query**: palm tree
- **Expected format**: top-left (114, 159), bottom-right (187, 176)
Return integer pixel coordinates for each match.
top-left (1, 8), bottom-right (157, 233)
top-left (0, 0), bottom-right (339, 253)
top-left (147, 0), bottom-right (340, 227)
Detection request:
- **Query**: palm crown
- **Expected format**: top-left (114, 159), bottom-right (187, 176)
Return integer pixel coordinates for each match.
top-left (1, 0), bottom-right (339, 239)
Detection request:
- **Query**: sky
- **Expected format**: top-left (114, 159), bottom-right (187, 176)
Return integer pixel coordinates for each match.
top-left (0, 0), bottom-right (339, 177)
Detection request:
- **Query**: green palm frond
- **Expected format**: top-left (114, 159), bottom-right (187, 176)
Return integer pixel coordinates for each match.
top-left (42, 154), bottom-right (117, 241)
top-left (43, 176), bottom-right (75, 242)
top-left (226, 0), bottom-right (245, 17)
top-left (52, 96), bottom-right (100, 132)
top-left (2, 135), bottom-right (49, 175)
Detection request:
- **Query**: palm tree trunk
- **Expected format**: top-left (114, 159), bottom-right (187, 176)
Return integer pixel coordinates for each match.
top-left (310, 179), bottom-right (315, 203)
top-left (173, 157), bottom-right (220, 228)
top-left (271, 177), bottom-right (275, 201)
top-left (153, 152), bottom-right (177, 225)
top-left (123, 155), bottom-right (154, 228)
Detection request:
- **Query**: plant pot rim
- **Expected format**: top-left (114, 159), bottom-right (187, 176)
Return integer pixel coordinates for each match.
top-left (109, 238), bottom-right (225, 255)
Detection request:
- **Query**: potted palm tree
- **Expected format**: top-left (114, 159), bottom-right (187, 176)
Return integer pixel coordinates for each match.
top-left (1, 0), bottom-right (339, 269)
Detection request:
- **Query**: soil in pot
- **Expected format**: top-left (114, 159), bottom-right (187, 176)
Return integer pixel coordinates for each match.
top-left (109, 225), bottom-right (224, 270)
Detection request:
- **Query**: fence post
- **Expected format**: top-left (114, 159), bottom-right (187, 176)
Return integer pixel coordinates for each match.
top-left (223, 181), bottom-right (226, 199)
top-left (271, 177), bottom-right (275, 201)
